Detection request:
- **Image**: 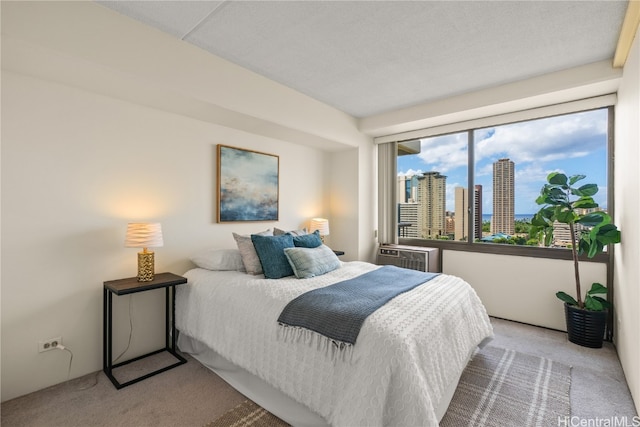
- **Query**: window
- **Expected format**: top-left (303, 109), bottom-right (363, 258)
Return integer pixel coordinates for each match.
top-left (389, 106), bottom-right (612, 258)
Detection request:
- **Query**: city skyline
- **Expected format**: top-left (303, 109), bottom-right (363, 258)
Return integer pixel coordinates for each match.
top-left (397, 108), bottom-right (609, 214)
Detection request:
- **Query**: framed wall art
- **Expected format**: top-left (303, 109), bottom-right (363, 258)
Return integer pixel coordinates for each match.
top-left (217, 144), bottom-right (279, 222)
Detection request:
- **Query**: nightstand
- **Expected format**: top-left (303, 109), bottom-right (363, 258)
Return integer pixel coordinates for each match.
top-left (103, 272), bottom-right (187, 389)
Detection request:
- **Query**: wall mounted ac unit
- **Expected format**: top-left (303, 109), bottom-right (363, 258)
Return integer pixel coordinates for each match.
top-left (376, 244), bottom-right (440, 273)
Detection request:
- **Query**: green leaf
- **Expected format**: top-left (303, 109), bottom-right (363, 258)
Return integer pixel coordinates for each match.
top-left (556, 291), bottom-right (578, 306)
top-left (546, 188), bottom-right (569, 205)
top-left (548, 172), bottom-right (568, 185)
top-left (555, 209), bottom-right (576, 224)
top-left (587, 239), bottom-right (604, 258)
top-left (569, 174), bottom-right (586, 185)
top-left (578, 238), bottom-right (590, 256)
top-left (531, 213), bottom-right (550, 227)
top-left (577, 212), bottom-right (609, 227)
top-left (577, 183), bottom-right (598, 197)
top-left (573, 198), bottom-right (599, 209)
top-left (587, 282), bottom-right (608, 296)
top-left (592, 296), bottom-right (611, 309)
top-left (596, 225), bottom-right (621, 245)
top-left (584, 295), bottom-right (604, 311)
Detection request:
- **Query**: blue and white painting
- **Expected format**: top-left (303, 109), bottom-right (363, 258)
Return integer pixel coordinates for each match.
top-left (218, 145), bottom-right (279, 222)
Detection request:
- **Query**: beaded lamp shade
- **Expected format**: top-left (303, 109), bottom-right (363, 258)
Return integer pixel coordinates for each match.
top-left (125, 223), bottom-right (164, 282)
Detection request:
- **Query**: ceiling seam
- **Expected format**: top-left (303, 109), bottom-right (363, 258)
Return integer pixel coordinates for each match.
top-left (180, 1), bottom-right (231, 40)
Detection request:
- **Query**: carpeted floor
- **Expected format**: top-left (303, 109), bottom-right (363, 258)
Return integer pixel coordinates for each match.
top-left (210, 345), bottom-right (572, 427)
top-left (1, 318), bottom-right (636, 426)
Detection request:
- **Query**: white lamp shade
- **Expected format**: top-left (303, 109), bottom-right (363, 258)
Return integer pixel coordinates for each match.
top-left (309, 218), bottom-right (330, 236)
top-left (125, 223), bottom-right (164, 248)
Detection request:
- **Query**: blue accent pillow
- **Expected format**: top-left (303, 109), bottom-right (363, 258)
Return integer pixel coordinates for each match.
top-left (291, 230), bottom-right (322, 248)
top-left (251, 234), bottom-right (295, 279)
top-left (284, 245), bottom-right (341, 279)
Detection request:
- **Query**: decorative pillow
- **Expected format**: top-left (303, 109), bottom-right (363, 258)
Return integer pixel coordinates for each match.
top-left (233, 229), bottom-right (273, 275)
top-left (284, 245), bottom-right (341, 279)
top-left (274, 227), bottom-right (308, 236)
top-left (190, 248), bottom-right (245, 271)
top-left (251, 234), bottom-right (295, 279)
top-left (292, 230), bottom-right (322, 248)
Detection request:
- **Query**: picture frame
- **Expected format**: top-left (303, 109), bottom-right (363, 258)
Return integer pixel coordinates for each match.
top-left (217, 144), bottom-right (279, 222)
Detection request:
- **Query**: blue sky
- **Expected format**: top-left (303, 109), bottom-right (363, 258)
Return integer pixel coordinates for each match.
top-left (397, 108), bottom-right (609, 214)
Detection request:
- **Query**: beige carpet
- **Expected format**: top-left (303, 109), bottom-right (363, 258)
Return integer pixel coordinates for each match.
top-left (5, 318), bottom-right (634, 427)
top-left (205, 345), bottom-right (571, 427)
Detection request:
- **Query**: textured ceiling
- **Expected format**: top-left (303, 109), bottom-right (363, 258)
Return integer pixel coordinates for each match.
top-left (96, 1), bottom-right (628, 118)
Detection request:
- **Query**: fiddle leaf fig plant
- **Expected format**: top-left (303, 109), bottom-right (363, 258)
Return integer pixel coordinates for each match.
top-left (530, 172), bottom-right (621, 311)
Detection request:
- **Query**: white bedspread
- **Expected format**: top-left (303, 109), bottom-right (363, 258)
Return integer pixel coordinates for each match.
top-left (176, 261), bottom-right (493, 426)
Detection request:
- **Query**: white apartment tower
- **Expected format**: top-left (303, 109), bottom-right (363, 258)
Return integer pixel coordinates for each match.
top-left (492, 158), bottom-right (515, 235)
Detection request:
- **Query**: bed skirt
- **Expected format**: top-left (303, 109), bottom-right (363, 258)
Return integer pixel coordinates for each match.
top-left (177, 332), bottom-right (490, 426)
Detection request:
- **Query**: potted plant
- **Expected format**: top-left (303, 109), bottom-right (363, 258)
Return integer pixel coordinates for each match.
top-left (530, 172), bottom-right (621, 348)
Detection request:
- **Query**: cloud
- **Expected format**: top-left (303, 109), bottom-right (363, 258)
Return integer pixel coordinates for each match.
top-left (475, 109), bottom-right (607, 165)
top-left (398, 168), bottom-right (423, 176)
top-left (396, 108), bottom-right (608, 214)
top-left (416, 133), bottom-right (468, 173)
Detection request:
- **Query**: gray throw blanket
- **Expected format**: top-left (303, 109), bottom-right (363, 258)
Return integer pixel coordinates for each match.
top-left (277, 265), bottom-right (439, 358)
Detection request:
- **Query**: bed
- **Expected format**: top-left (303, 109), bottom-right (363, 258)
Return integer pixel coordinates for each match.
top-left (175, 248), bottom-right (493, 427)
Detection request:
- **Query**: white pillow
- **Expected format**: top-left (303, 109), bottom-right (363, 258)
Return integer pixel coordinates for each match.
top-left (284, 245), bottom-right (341, 279)
top-left (274, 227), bottom-right (307, 236)
top-left (190, 248), bottom-right (246, 272)
top-left (233, 229), bottom-right (273, 275)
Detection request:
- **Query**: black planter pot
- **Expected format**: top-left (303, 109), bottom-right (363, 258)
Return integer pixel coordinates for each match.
top-left (564, 303), bottom-right (607, 348)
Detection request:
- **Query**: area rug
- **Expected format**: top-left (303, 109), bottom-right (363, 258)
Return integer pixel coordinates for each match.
top-left (205, 346), bottom-right (571, 427)
top-left (203, 400), bottom-right (289, 427)
top-left (440, 345), bottom-right (572, 427)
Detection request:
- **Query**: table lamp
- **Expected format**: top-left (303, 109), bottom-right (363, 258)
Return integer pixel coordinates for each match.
top-left (125, 222), bottom-right (163, 282)
top-left (309, 218), bottom-right (330, 243)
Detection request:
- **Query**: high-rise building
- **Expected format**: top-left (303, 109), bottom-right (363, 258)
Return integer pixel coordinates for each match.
top-left (417, 172), bottom-right (447, 238)
top-left (454, 187), bottom-right (468, 241)
top-left (474, 185), bottom-right (483, 240)
top-left (398, 203), bottom-right (419, 237)
top-left (492, 159), bottom-right (515, 235)
top-left (397, 175), bottom-right (419, 237)
top-left (397, 175), bottom-right (417, 203)
top-left (445, 211), bottom-right (455, 236)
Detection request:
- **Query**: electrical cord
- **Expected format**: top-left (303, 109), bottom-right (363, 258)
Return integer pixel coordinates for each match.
top-left (113, 294), bottom-right (134, 364)
top-left (55, 344), bottom-right (73, 381)
top-left (54, 343), bottom-right (99, 391)
top-left (52, 295), bottom-right (134, 391)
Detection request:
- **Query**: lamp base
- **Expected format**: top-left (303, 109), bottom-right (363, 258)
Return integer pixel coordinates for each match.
top-left (137, 251), bottom-right (155, 282)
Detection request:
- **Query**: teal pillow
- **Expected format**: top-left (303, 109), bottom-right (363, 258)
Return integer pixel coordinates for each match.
top-left (284, 245), bottom-right (341, 279)
top-left (251, 234), bottom-right (295, 279)
top-left (292, 230), bottom-right (322, 248)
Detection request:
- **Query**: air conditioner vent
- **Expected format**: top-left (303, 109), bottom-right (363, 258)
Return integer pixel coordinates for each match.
top-left (376, 245), bottom-right (440, 273)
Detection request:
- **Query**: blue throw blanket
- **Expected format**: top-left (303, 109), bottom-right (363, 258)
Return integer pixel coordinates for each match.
top-left (277, 265), bottom-right (439, 354)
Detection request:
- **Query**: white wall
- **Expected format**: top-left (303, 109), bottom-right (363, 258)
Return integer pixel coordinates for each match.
top-left (363, 16), bottom-right (638, 412)
top-left (444, 251), bottom-right (607, 331)
top-left (614, 30), bottom-right (640, 414)
top-left (0, 2), bottom-right (373, 401)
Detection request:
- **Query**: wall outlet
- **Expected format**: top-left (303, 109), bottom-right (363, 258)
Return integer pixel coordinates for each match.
top-left (38, 336), bottom-right (62, 353)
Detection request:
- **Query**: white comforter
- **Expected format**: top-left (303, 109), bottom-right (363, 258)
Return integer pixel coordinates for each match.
top-left (176, 261), bottom-right (493, 427)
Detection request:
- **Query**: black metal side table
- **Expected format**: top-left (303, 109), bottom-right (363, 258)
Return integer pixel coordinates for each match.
top-left (103, 272), bottom-right (187, 389)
